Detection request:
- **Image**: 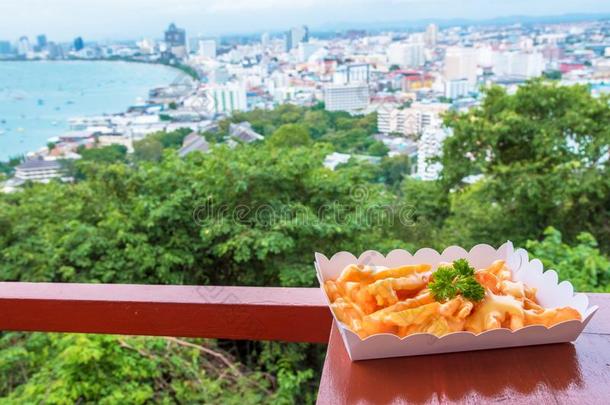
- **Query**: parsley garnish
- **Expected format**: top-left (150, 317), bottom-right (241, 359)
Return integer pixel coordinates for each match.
top-left (429, 259), bottom-right (485, 302)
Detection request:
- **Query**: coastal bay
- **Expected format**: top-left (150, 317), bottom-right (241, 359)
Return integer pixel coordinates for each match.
top-left (0, 60), bottom-right (180, 160)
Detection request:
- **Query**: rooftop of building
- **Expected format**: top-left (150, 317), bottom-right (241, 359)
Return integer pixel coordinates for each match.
top-left (16, 159), bottom-right (62, 171)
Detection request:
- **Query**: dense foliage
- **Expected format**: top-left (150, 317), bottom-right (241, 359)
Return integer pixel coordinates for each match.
top-left (439, 80), bottom-right (610, 251)
top-left (217, 103), bottom-right (388, 156)
top-left (526, 227), bottom-right (610, 292)
top-left (0, 81), bottom-right (609, 403)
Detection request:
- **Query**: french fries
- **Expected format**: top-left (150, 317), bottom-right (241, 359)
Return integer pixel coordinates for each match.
top-left (325, 259), bottom-right (582, 338)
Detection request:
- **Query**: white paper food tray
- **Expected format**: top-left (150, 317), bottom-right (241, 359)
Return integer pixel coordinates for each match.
top-left (315, 242), bottom-right (599, 361)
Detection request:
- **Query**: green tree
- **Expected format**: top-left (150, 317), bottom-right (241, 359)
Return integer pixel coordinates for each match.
top-left (204, 130), bottom-right (226, 144)
top-left (367, 141), bottom-right (389, 157)
top-left (542, 70), bottom-right (562, 80)
top-left (440, 180), bottom-right (517, 249)
top-left (526, 227), bottom-right (610, 292)
top-left (0, 139), bottom-right (405, 403)
top-left (0, 156), bottom-right (24, 176)
top-left (440, 80), bottom-right (610, 251)
top-left (302, 110), bottom-right (331, 139)
top-left (267, 124), bottom-right (312, 148)
top-left (378, 154), bottom-right (412, 187)
top-left (3, 96), bottom-right (608, 404)
top-left (0, 332), bottom-right (273, 404)
top-left (397, 177), bottom-right (450, 250)
top-left (155, 128), bottom-right (191, 149)
top-left (133, 138), bottom-right (164, 162)
top-left (78, 144), bottom-right (128, 164)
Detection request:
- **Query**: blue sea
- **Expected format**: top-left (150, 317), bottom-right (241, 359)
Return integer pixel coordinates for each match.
top-left (0, 61), bottom-right (180, 161)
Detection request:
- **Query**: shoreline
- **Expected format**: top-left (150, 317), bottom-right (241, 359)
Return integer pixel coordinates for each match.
top-left (0, 60), bottom-right (194, 164)
top-left (0, 57), bottom-right (199, 80)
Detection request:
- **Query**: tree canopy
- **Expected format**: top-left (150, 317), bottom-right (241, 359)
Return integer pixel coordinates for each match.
top-left (1, 80), bottom-right (609, 403)
top-left (439, 80), bottom-right (610, 250)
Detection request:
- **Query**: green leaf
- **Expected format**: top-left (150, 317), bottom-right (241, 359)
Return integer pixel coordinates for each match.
top-left (429, 259), bottom-right (485, 302)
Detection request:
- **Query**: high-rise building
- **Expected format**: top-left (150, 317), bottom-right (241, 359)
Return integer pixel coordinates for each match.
top-left (17, 36), bottom-right (31, 56)
top-left (444, 79), bottom-right (472, 99)
top-left (46, 42), bottom-right (61, 59)
top-left (492, 51), bottom-right (545, 78)
top-left (444, 47), bottom-right (478, 84)
top-left (416, 127), bottom-right (447, 181)
top-left (165, 23), bottom-right (186, 47)
top-left (198, 39), bottom-right (217, 58)
top-left (387, 42), bottom-right (425, 68)
top-left (164, 23), bottom-right (187, 59)
top-left (425, 24), bottom-right (438, 47)
top-left (73, 37), bottom-right (84, 51)
top-left (0, 41), bottom-right (12, 55)
top-left (286, 25), bottom-right (309, 52)
top-left (261, 32), bottom-right (270, 47)
top-left (377, 104), bottom-right (402, 134)
top-left (205, 82), bottom-right (248, 115)
top-left (333, 64), bottom-right (371, 84)
top-left (387, 43), bottom-right (405, 66)
top-left (36, 34), bottom-right (47, 49)
top-left (377, 103), bottom-right (449, 136)
top-left (324, 83), bottom-right (369, 113)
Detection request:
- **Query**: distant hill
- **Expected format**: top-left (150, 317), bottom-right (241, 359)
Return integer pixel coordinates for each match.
top-left (312, 12), bottom-right (610, 34)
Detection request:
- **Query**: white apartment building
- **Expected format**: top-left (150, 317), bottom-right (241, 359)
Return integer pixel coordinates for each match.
top-left (333, 64), bottom-right (371, 85)
top-left (444, 79), bottom-right (472, 99)
top-left (205, 82), bottom-right (248, 115)
top-left (377, 102), bottom-right (449, 136)
top-left (416, 126), bottom-right (448, 181)
top-left (387, 42), bottom-right (425, 68)
top-left (425, 23), bottom-right (438, 47)
top-left (324, 83), bottom-right (369, 113)
top-left (492, 51), bottom-right (545, 78)
top-left (377, 104), bottom-right (402, 134)
top-left (444, 47), bottom-right (479, 84)
top-left (14, 159), bottom-right (63, 182)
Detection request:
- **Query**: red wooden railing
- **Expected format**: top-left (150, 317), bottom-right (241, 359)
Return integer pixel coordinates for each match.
top-left (2, 282), bottom-right (609, 404)
top-left (0, 282), bottom-right (332, 343)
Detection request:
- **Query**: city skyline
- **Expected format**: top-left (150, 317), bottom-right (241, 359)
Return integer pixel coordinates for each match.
top-left (0, 0), bottom-right (610, 41)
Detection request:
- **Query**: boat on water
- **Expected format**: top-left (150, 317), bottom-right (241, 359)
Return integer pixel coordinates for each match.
top-left (16, 127), bottom-right (25, 133)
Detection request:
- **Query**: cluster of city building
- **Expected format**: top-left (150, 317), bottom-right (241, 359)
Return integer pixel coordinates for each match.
top-left (3, 18), bottom-right (610, 191)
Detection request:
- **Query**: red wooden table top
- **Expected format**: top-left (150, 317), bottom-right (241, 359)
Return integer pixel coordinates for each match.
top-left (317, 294), bottom-right (610, 405)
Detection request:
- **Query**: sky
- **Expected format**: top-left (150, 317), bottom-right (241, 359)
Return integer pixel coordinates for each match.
top-left (0, 0), bottom-right (609, 42)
